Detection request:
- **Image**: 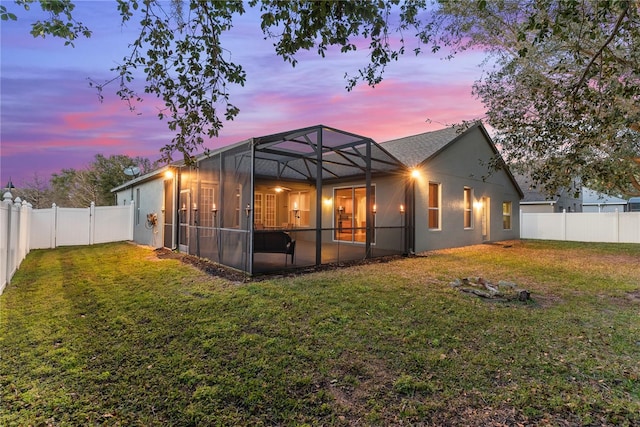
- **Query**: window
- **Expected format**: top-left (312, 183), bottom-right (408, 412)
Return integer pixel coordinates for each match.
top-left (463, 187), bottom-right (473, 228)
top-left (265, 193), bottom-right (276, 227)
top-left (199, 183), bottom-right (216, 237)
top-left (428, 182), bottom-right (440, 229)
top-left (254, 193), bottom-right (263, 226)
top-left (502, 202), bottom-right (512, 230)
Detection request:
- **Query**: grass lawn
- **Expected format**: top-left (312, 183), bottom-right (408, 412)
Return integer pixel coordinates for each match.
top-left (1, 240), bottom-right (638, 426)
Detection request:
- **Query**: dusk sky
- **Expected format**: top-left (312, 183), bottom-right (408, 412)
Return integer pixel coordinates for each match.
top-left (1, 1), bottom-right (488, 189)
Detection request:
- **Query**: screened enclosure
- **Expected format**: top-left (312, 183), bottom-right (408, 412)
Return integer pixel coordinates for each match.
top-left (164, 125), bottom-right (411, 275)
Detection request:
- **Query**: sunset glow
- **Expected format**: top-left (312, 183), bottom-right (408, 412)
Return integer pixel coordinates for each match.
top-left (0, 2), bottom-right (487, 187)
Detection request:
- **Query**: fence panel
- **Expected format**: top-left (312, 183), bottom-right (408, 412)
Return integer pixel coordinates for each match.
top-left (521, 211), bottom-right (640, 244)
top-left (619, 213), bottom-right (640, 243)
top-left (565, 212), bottom-right (617, 243)
top-left (56, 207), bottom-right (91, 246)
top-left (30, 208), bottom-right (56, 249)
top-left (520, 213), bottom-right (564, 240)
top-left (1, 197), bottom-right (32, 293)
top-left (94, 205), bottom-right (133, 244)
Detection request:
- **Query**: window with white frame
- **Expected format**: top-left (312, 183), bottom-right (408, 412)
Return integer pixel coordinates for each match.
top-left (463, 187), bottom-right (473, 229)
top-left (200, 183), bottom-right (216, 237)
top-left (428, 182), bottom-right (440, 230)
top-left (265, 193), bottom-right (276, 227)
top-left (503, 201), bottom-right (512, 230)
top-left (254, 193), bottom-right (263, 227)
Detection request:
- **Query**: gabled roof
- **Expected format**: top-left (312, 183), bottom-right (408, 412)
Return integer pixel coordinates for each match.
top-left (381, 126), bottom-right (463, 167)
top-left (381, 122), bottom-right (524, 198)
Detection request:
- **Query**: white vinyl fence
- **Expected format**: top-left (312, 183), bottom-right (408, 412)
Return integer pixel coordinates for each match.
top-left (520, 210), bottom-right (640, 244)
top-left (2, 192), bottom-right (134, 294)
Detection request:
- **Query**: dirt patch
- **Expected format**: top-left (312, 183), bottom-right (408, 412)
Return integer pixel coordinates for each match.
top-left (626, 289), bottom-right (640, 303)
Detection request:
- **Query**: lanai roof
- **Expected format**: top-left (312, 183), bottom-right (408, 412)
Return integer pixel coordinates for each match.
top-left (251, 125), bottom-right (404, 182)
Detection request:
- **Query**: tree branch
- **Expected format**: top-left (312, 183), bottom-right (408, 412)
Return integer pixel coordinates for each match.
top-left (573, 4), bottom-right (629, 94)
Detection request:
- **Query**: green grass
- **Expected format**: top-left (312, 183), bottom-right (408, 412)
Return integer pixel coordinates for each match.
top-left (1, 240), bottom-right (639, 426)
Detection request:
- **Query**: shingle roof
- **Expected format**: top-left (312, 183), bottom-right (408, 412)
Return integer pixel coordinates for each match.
top-left (380, 126), bottom-right (464, 167)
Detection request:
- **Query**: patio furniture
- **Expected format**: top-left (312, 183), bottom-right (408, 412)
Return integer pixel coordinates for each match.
top-left (253, 230), bottom-right (296, 265)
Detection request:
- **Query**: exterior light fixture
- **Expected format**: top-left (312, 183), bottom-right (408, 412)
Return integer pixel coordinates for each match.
top-left (4, 178), bottom-right (15, 192)
top-left (245, 203), bottom-right (252, 217)
top-left (372, 204), bottom-right (377, 214)
top-left (411, 169), bottom-right (420, 179)
top-left (400, 204), bottom-right (405, 214)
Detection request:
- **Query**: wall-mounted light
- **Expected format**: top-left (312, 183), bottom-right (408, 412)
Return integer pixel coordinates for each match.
top-left (164, 170), bottom-right (174, 179)
top-left (181, 203), bottom-right (187, 212)
top-left (192, 203), bottom-right (198, 212)
top-left (400, 204), bottom-right (405, 214)
top-left (4, 178), bottom-right (15, 193)
top-left (372, 204), bottom-right (377, 214)
top-left (410, 168), bottom-right (420, 179)
top-left (323, 197), bottom-right (333, 206)
top-left (245, 203), bottom-right (252, 218)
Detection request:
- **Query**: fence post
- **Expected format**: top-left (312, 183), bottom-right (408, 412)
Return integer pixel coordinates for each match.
top-left (2, 191), bottom-right (13, 289)
top-left (562, 209), bottom-right (567, 241)
top-left (89, 201), bottom-right (96, 245)
top-left (615, 208), bottom-right (620, 243)
top-left (51, 203), bottom-right (57, 248)
top-left (129, 200), bottom-right (135, 241)
top-left (519, 209), bottom-right (523, 239)
top-left (24, 201), bottom-right (32, 255)
top-left (13, 197), bottom-right (22, 273)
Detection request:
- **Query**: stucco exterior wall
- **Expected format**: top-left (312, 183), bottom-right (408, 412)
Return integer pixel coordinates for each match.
top-left (114, 178), bottom-right (165, 248)
top-left (412, 129), bottom-right (521, 252)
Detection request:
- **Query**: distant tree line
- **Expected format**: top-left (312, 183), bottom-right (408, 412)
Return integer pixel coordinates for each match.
top-left (10, 154), bottom-right (156, 208)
